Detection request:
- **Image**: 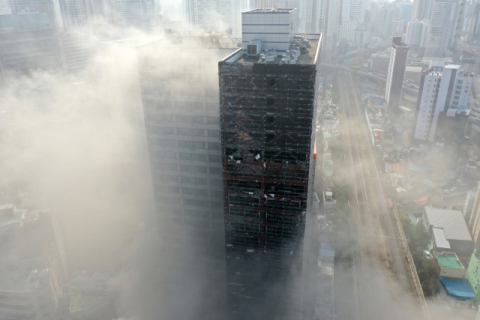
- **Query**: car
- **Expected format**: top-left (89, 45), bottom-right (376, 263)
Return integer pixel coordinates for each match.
top-left (424, 250), bottom-right (432, 260)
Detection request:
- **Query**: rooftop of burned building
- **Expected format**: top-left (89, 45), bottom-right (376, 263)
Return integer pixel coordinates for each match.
top-left (0, 257), bottom-right (53, 292)
top-left (0, 208), bottom-right (60, 284)
top-left (222, 35), bottom-right (320, 65)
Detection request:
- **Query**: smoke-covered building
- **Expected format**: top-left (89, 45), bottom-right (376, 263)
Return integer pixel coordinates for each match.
top-left (218, 9), bottom-right (321, 318)
top-left (183, 0), bottom-right (247, 37)
top-left (138, 36), bottom-right (237, 318)
top-left (0, 207), bottom-right (65, 320)
top-left (57, 32), bottom-right (94, 74)
top-left (115, 0), bottom-right (158, 30)
top-left (8, 0), bottom-right (65, 32)
top-left (0, 13), bottom-right (63, 76)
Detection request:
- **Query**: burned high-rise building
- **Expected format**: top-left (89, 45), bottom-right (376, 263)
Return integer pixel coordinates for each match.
top-left (218, 9), bottom-right (321, 318)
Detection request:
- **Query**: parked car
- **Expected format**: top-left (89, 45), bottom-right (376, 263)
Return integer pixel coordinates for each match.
top-left (423, 250), bottom-right (432, 260)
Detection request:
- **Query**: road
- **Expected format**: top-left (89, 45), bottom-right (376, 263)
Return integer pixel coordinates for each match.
top-left (334, 71), bottom-right (425, 320)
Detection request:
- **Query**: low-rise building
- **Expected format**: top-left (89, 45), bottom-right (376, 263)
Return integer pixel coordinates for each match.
top-left (65, 272), bottom-right (117, 320)
top-left (433, 251), bottom-right (467, 279)
top-left (0, 260), bottom-right (62, 320)
top-left (424, 207), bottom-right (474, 256)
top-left (0, 205), bottom-right (65, 320)
top-left (466, 250), bottom-right (480, 298)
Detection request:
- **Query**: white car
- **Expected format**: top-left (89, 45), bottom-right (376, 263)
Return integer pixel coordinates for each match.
top-left (423, 250), bottom-right (432, 260)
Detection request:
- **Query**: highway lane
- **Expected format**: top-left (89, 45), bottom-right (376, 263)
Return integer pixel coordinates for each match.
top-left (335, 71), bottom-right (424, 320)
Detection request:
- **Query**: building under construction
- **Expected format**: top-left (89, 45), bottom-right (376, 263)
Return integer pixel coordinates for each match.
top-left (218, 8), bottom-right (322, 318)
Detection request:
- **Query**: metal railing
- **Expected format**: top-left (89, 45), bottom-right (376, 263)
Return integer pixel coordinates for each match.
top-left (392, 204), bottom-right (431, 320)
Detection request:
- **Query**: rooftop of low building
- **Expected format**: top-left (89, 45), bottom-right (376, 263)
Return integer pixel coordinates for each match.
top-left (435, 251), bottom-right (463, 269)
top-left (0, 258), bottom-right (51, 292)
top-left (425, 207), bottom-right (472, 242)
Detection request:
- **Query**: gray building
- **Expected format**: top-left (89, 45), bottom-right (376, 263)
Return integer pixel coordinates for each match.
top-left (0, 13), bottom-right (62, 76)
top-left (9, 0), bottom-right (65, 32)
top-left (138, 36), bottom-right (236, 318)
top-left (57, 32), bottom-right (94, 74)
top-left (115, 0), bottom-right (157, 29)
top-left (385, 37), bottom-right (409, 114)
top-left (424, 0), bottom-right (464, 58)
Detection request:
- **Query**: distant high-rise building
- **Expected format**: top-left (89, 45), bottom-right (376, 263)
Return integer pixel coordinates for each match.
top-left (342, 0), bottom-right (366, 23)
top-left (114, 0), bottom-right (158, 29)
top-left (395, 2), bottom-right (413, 24)
top-left (322, 0), bottom-right (340, 59)
top-left (9, 0), bottom-right (120, 31)
top-left (411, 0), bottom-right (431, 21)
top-left (413, 63), bottom-right (473, 142)
top-left (183, 0), bottom-right (248, 36)
top-left (0, 13), bottom-right (62, 75)
top-left (405, 19), bottom-right (427, 49)
top-left (249, 0), bottom-right (298, 9)
top-left (59, 0), bottom-right (96, 30)
top-left (376, 2), bottom-right (394, 39)
top-left (91, 0), bottom-right (118, 24)
top-left (463, 0), bottom-right (480, 41)
top-left (298, 0), bottom-right (324, 33)
top-left (219, 8), bottom-right (321, 318)
top-left (340, 19), bottom-right (357, 42)
top-left (424, 0), bottom-right (464, 58)
top-left (354, 26), bottom-right (370, 45)
top-left (230, 0), bottom-right (249, 37)
top-left (385, 37), bottom-right (409, 114)
top-left (9, 0), bottom-right (65, 32)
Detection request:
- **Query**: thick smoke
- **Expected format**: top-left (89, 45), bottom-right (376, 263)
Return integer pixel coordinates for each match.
top-left (0, 16), bottom-right (470, 320)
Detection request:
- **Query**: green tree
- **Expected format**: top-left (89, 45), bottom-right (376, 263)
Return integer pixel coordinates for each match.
top-left (396, 203), bottom-right (440, 297)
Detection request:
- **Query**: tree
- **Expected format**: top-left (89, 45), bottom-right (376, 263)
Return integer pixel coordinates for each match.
top-left (395, 203), bottom-right (440, 297)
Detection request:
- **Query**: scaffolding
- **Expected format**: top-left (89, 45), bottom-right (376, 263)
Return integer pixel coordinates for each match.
top-left (219, 56), bottom-right (317, 312)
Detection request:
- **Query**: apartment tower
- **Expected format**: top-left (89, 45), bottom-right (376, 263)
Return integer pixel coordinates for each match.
top-left (413, 63), bottom-right (473, 142)
top-left (218, 9), bottom-right (321, 318)
top-left (385, 37), bottom-right (409, 114)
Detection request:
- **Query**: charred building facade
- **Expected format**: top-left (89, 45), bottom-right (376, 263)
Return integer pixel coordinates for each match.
top-left (218, 9), bottom-right (322, 318)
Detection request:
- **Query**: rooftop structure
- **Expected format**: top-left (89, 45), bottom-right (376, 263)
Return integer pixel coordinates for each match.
top-left (433, 251), bottom-right (466, 278)
top-left (439, 276), bottom-right (476, 299)
top-left (436, 252), bottom-right (462, 269)
top-left (425, 207), bottom-right (473, 255)
top-left (227, 35), bottom-right (319, 66)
